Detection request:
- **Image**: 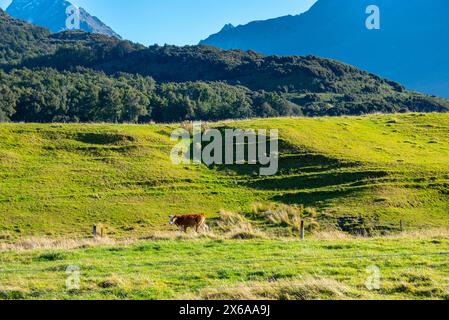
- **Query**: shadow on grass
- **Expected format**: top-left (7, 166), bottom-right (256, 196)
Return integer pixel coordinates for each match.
top-left (243, 170), bottom-right (389, 191)
top-left (270, 188), bottom-right (358, 207)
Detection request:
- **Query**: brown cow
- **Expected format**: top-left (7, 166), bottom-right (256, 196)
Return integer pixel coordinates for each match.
top-left (169, 214), bottom-right (208, 233)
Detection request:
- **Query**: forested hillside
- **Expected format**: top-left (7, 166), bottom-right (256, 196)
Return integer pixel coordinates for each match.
top-left (0, 9), bottom-right (53, 64)
top-left (1, 9), bottom-right (448, 123)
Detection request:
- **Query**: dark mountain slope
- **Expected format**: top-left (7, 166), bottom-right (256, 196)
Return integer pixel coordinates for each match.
top-left (0, 9), bottom-right (141, 65)
top-left (23, 41), bottom-right (405, 95)
top-left (0, 9), bottom-right (53, 64)
top-left (201, 0), bottom-right (449, 98)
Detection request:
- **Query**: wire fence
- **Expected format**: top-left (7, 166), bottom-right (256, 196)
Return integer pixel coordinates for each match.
top-left (1, 222), bottom-right (445, 243)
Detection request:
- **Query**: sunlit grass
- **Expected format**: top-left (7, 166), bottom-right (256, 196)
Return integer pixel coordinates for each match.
top-left (0, 113), bottom-right (448, 239)
top-left (0, 234), bottom-right (448, 300)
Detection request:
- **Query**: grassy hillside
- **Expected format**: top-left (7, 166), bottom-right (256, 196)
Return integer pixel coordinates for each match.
top-left (1, 113), bottom-right (448, 239)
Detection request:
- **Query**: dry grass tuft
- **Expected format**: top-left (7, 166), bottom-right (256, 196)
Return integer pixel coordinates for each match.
top-left (0, 236), bottom-right (124, 251)
top-left (214, 210), bottom-right (265, 239)
top-left (179, 121), bottom-right (210, 135)
top-left (387, 228), bottom-right (449, 239)
top-left (2, 227), bottom-right (447, 252)
top-left (140, 230), bottom-right (218, 241)
top-left (0, 230), bottom-right (220, 251)
top-left (187, 277), bottom-right (353, 300)
top-left (312, 230), bottom-right (354, 240)
top-left (97, 274), bottom-right (125, 289)
top-left (251, 202), bottom-right (320, 232)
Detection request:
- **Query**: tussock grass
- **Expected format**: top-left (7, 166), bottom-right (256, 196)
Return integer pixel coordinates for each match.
top-left (193, 277), bottom-right (354, 300)
top-left (311, 228), bottom-right (449, 240)
top-left (251, 203), bottom-right (320, 233)
top-left (1, 227), bottom-right (447, 252)
top-left (390, 228), bottom-right (449, 239)
top-left (0, 232), bottom-right (220, 251)
top-left (252, 203), bottom-right (303, 230)
top-left (214, 210), bottom-right (266, 239)
top-left (312, 230), bottom-right (353, 240)
top-left (97, 274), bottom-right (125, 289)
top-left (0, 236), bottom-right (125, 251)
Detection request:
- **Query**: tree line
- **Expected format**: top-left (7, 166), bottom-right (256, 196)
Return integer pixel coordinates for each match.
top-left (0, 68), bottom-right (303, 123)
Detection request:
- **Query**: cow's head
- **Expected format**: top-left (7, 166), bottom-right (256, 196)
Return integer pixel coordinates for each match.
top-left (169, 215), bottom-right (177, 225)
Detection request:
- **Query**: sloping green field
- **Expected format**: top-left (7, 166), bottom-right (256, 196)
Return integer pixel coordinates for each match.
top-left (1, 113), bottom-right (449, 300)
top-left (0, 113), bottom-right (448, 239)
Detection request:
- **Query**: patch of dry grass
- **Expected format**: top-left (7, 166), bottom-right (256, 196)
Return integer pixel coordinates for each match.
top-left (251, 202), bottom-right (320, 232)
top-left (186, 277), bottom-right (354, 300)
top-left (388, 228), bottom-right (449, 239)
top-left (311, 227), bottom-right (449, 240)
top-left (214, 210), bottom-right (266, 239)
top-left (0, 231), bottom-right (220, 251)
top-left (1, 225), bottom-right (447, 252)
top-left (0, 236), bottom-right (124, 251)
top-left (312, 230), bottom-right (354, 240)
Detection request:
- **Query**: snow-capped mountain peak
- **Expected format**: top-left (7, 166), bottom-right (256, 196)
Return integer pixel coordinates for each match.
top-left (6, 0), bottom-right (120, 38)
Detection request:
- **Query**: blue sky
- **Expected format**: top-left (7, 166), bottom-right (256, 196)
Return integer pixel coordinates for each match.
top-left (0, 0), bottom-right (316, 45)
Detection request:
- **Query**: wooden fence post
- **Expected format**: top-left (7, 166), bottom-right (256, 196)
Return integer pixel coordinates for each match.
top-left (400, 220), bottom-right (404, 232)
top-left (300, 221), bottom-right (305, 240)
top-left (93, 224), bottom-right (105, 238)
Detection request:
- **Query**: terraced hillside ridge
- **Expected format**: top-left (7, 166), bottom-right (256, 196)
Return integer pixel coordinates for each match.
top-left (0, 113), bottom-right (448, 239)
